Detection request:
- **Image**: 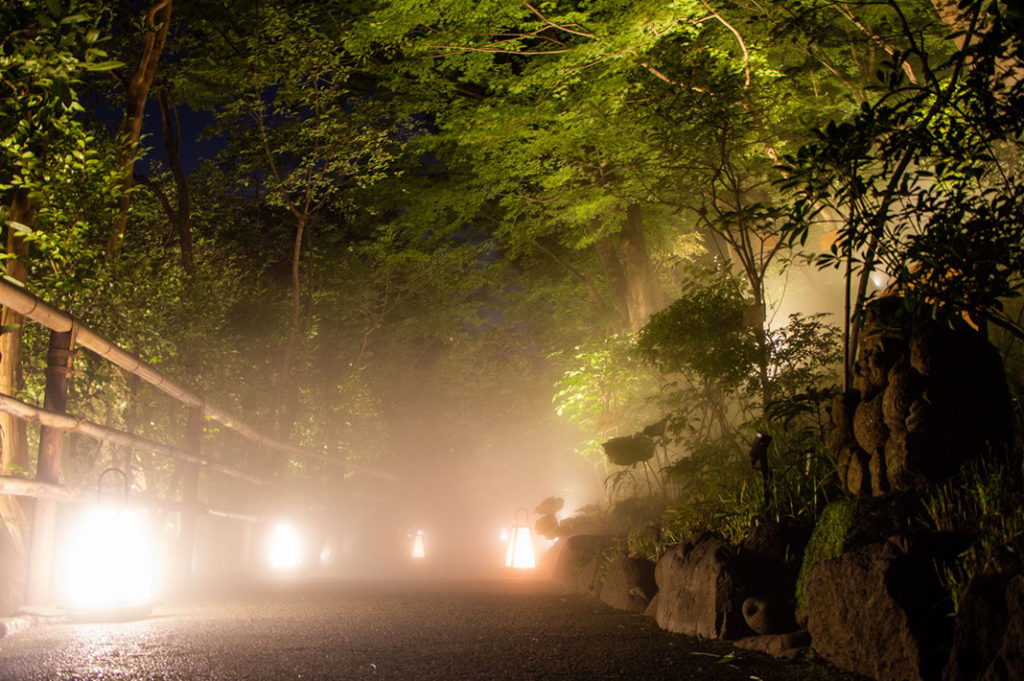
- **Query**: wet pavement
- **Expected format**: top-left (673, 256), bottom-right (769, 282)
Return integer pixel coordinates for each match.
top-left (0, 576), bottom-right (858, 681)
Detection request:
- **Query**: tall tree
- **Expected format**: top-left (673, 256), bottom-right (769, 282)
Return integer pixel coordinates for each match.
top-left (105, 0), bottom-right (171, 260)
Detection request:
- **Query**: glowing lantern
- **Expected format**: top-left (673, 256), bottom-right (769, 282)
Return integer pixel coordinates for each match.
top-left (504, 508), bottom-right (535, 569)
top-left (268, 522), bottom-right (303, 570)
top-left (411, 530), bottom-right (426, 559)
top-left (59, 468), bottom-right (156, 617)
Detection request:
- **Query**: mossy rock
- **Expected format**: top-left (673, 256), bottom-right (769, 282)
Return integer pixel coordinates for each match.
top-left (795, 496), bottom-right (915, 623)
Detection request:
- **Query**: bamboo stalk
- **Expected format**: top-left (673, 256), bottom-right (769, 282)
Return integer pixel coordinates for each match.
top-left (0, 393), bottom-right (264, 486)
top-left (0, 280), bottom-right (395, 481)
top-left (0, 475), bottom-right (74, 501)
top-left (0, 473), bottom-right (264, 523)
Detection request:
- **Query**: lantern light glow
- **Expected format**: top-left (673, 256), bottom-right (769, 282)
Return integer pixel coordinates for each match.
top-left (504, 508), bottom-right (536, 569)
top-left (411, 530), bottom-right (426, 559)
top-left (268, 522), bottom-right (303, 570)
top-left (59, 506), bottom-right (157, 613)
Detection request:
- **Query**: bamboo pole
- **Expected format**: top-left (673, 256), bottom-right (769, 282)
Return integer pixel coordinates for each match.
top-left (26, 328), bottom-right (75, 606)
top-left (0, 280), bottom-right (395, 481)
top-left (0, 393), bottom-right (265, 486)
top-left (0, 474), bottom-right (264, 524)
top-left (0, 475), bottom-right (74, 501)
top-left (177, 404), bottom-right (203, 580)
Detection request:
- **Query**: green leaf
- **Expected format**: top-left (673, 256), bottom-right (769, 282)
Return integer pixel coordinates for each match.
top-left (5, 221), bottom-right (33, 235)
top-left (85, 60), bottom-right (124, 72)
top-left (2, 276), bottom-right (26, 288)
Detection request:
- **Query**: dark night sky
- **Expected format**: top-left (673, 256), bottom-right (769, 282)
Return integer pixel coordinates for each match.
top-left (139, 99), bottom-right (221, 175)
top-left (90, 95), bottom-right (221, 176)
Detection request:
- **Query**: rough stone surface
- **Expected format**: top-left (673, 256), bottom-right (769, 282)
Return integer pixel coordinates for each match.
top-left (795, 497), bottom-right (913, 627)
top-left (741, 597), bottom-right (789, 636)
top-left (537, 536), bottom-right (564, 581)
top-left (734, 631), bottom-right (811, 660)
top-left (643, 592), bottom-right (659, 617)
top-left (853, 392), bottom-right (888, 457)
top-left (804, 537), bottom-right (951, 681)
top-left (655, 532), bottom-right (748, 639)
top-left (944, 573), bottom-right (1024, 681)
top-left (739, 519), bottom-right (812, 585)
top-left (733, 519), bottom-right (809, 635)
top-left (599, 556), bottom-right (658, 613)
top-left (827, 299), bottom-right (1014, 496)
top-left (552, 535), bottom-right (613, 595)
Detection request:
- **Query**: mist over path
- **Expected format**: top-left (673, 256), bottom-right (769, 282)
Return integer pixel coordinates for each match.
top-left (0, 577), bottom-right (857, 680)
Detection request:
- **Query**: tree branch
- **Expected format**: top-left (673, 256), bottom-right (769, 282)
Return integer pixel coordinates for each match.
top-left (823, 0), bottom-right (919, 84)
top-left (700, 1), bottom-right (751, 88)
top-left (523, 3), bottom-right (595, 39)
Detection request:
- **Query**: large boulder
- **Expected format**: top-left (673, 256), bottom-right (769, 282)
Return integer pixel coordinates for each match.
top-left (804, 536), bottom-right (952, 681)
top-left (599, 556), bottom-right (657, 613)
top-left (944, 573), bottom-right (1024, 681)
top-left (795, 497), bottom-right (909, 625)
top-left (552, 535), bottom-right (613, 595)
top-left (654, 532), bottom-right (748, 639)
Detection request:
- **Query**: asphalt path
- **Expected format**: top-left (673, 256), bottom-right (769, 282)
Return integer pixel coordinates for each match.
top-left (0, 576), bottom-right (860, 681)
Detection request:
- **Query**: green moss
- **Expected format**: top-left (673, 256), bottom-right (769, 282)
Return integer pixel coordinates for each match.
top-left (794, 498), bottom-right (869, 618)
top-left (794, 494), bottom-right (918, 619)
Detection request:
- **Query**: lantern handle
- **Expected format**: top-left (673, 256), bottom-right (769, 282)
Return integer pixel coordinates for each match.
top-left (97, 467), bottom-right (130, 505)
top-left (514, 506), bottom-right (529, 527)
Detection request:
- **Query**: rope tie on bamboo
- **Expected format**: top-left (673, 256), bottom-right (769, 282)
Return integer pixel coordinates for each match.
top-left (46, 321), bottom-right (81, 377)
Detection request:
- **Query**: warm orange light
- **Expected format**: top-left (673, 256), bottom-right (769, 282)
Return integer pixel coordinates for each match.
top-left (505, 508), bottom-right (535, 569)
top-left (412, 531), bottom-right (426, 559)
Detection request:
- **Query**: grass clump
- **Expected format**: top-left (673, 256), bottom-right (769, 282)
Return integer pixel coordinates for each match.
top-left (922, 457), bottom-right (1024, 611)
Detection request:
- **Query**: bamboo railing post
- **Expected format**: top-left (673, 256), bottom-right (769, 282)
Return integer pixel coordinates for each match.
top-left (176, 404), bottom-right (203, 584)
top-left (25, 329), bottom-right (74, 608)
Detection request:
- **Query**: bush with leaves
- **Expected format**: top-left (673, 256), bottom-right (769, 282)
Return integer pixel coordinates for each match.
top-left (781, 0), bottom-right (1024, 386)
top-left (629, 262), bottom-right (846, 552)
top-left (551, 334), bottom-right (663, 475)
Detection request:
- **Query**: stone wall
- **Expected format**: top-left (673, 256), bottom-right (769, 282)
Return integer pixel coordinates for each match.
top-left (829, 299), bottom-right (1013, 496)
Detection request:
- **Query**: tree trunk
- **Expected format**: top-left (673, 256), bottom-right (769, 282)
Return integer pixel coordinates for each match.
top-left (1, 189), bottom-right (32, 475)
top-left (282, 214), bottom-right (306, 381)
top-left (591, 220), bottom-right (630, 329)
top-left (930, 0), bottom-right (1018, 91)
top-left (930, 0), bottom-right (971, 49)
top-left (158, 87), bottom-right (194, 276)
top-left (749, 287), bottom-right (772, 406)
top-left (274, 213), bottom-right (307, 437)
top-left (106, 0), bottom-right (173, 260)
top-left (618, 203), bottom-right (662, 330)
